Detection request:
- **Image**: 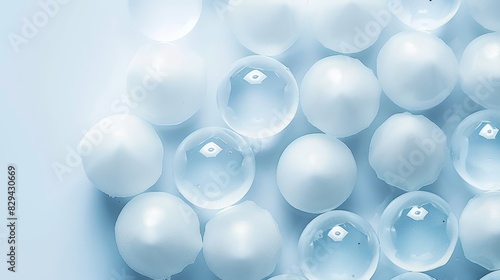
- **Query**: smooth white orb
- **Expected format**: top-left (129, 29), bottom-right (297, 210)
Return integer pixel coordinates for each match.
top-left (480, 270), bottom-right (500, 280)
top-left (269, 274), bottom-right (307, 280)
top-left (459, 191), bottom-right (500, 270)
top-left (277, 134), bottom-right (357, 214)
top-left (203, 201), bottom-right (282, 280)
top-left (217, 55), bottom-right (299, 138)
top-left (379, 191), bottom-right (458, 272)
top-left (301, 55), bottom-right (381, 137)
top-left (369, 113), bottom-right (447, 191)
top-left (391, 272), bottom-right (435, 280)
top-left (298, 210), bottom-right (380, 280)
top-left (460, 32), bottom-right (500, 110)
top-left (388, 0), bottom-right (461, 31)
top-left (174, 127), bottom-right (255, 209)
top-left (465, 0), bottom-right (500, 32)
top-left (128, 0), bottom-right (202, 41)
top-left (79, 114), bottom-right (163, 197)
top-left (115, 192), bottom-right (202, 279)
top-left (308, 0), bottom-right (389, 53)
top-left (377, 31), bottom-right (458, 110)
top-left (127, 43), bottom-right (206, 125)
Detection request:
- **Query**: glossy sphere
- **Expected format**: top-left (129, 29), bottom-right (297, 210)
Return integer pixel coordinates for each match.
top-left (203, 201), bottom-right (282, 280)
top-left (126, 43), bottom-right (206, 125)
top-left (460, 32), bottom-right (500, 110)
top-left (298, 211), bottom-right (380, 280)
top-left (115, 192), bottom-right (202, 279)
top-left (388, 0), bottom-right (461, 30)
top-left (465, 0), bottom-right (500, 31)
top-left (173, 127), bottom-right (255, 209)
top-left (217, 55), bottom-right (299, 138)
top-left (301, 55), bottom-right (381, 137)
top-left (79, 114), bottom-right (163, 197)
top-left (308, 0), bottom-right (389, 53)
top-left (460, 192), bottom-right (500, 270)
top-left (379, 191), bottom-right (458, 272)
top-left (128, 0), bottom-right (202, 41)
top-left (377, 31), bottom-right (458, 110)
top-left (391, 272), bottom-right (436, 280)
top-left (480, 270), bottom-right (500, 280)
top-left (277, 134), bottom-right (357, 214)
top-left (369, 113), bottom-right (448, 191)
top-left (268, 275), bottom-right (307, 280)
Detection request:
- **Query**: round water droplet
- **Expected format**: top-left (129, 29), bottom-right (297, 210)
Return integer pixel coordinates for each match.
top-left (388, 0), bottom-right (461, 31)
top-left (391, 272), bottom-right (435, 280)
top-left (464, 0), bottom-right (500, 32)
top-left (269, 275), bottom-right (307, 280)
top-left (480, 270), bottom-right (500, 280)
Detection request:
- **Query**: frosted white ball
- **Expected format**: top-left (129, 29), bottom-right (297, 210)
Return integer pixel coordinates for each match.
top-left (203, 201), bottom-right (282, 280)
top-left (377, 31), bottom-right (458, 110)
top-left (391, 272), bottom-right (435, 280)
top-left (269, 275), bottom-right (307, 280)
top-left (460, 32), bottom-right (500, 110)
top-left (481, 270), bottom-right (500, 280)
top-left (301, 55), bottom-right (381, 137)
top-left (277, 134), bottom-right (357, 214)
top-left (115, 192), bottom-right (202, 279)
top-left (369, 113), bottom-right (447, 191)
top-left (127, 43), bottom-right (206, 125)
top-left (388, 0), bottom-right (461, 31)
top-left (308, 0), bottom-right (390, 53)
top-left (459, 191), bottom-right (500, 270)
top-left (465, 0), bottom-right (500, 32)
top-left (79, 114), bottom-right (163, 197)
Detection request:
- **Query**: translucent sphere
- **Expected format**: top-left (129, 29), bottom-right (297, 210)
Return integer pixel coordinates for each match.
top-left (115, 192), bottom-right (202, 279)
top-left (459, 191), bottom-right (500, 270)
top-left (173, 127), bottom-right (255, 209)
top-left (128, 0), bottom-right (202, 41)
top-left (480, 270), bottom-right (500, 280)
top-left (369, 113), bottom-right (448, 191)
top-left (377, 31), bottom-right (458, 110)
top-left (225, 0), bottom-right (306, 56)
top-left (391, 272), bottom-right (435, 280)
top-left (217, 55), bottom-right (299, 138)
top-left (203, 201), bottom-right (282, 280)
top-left (79, 114), bottom-right (163, 197)
top-left (308, 0), bottom-right (389, 53)
top-left (298, 211), bottom-right (380, 280)
top-left (301, 55), bottom-right (381, 137)
top-left (126, 43), bottom-right (206, 125)
top-left (465, 0), bottom-right (500, 32)
top-left (277, 134), bottom-right (357, 214)
top-left (388, 0), bottom-right (461, 31)
top-left (460, 32), bottom-right (500, 110)
top-left (268, 274), bottom-right (307, 280)
top-left (378, 191), bottom-right (459, 272)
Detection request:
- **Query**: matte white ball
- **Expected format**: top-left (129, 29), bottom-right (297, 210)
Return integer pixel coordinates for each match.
top-left (115, 192), bottom-right (202, 279)
top-left (391, 272), bottom-right (435, 280)
top-left (301, 55), bottom-right (381, 137)
top-left (465, 0), bottom-right (500, 32)
top-left (79, 114), bottom-right (163, 197)
top-left (203, 201), bottom-right (282, 280)
top-left (277, 134), bottom-right (357, 214)
top-left (480, 270), bottom-right (500, 280)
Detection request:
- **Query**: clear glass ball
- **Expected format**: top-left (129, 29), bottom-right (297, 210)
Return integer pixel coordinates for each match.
top-left (451, 110), bottom-right (500, 191)
top-left (465, 0), bottom-right (500, 32)
top-left (128, 0), bottom-right (202, 41)
top-left (388, 0), bottom-right (461, 31)
top-left (377, 31), bottom-right (458, 110)
top-left (391, 272), bottom-right (436, 280)
top-left (217, 55), bottom-right (299, 138)
top-left (378, 191), bottom-right (459, 272)
top-left (174, 127), bottom-right (255, 209)
top-left (480, 270), bottom-right (500, 280)
top-left (298, 210), bottom-right (380, 280)
top-left (269, 274), bottom-right (307, 280)
top-left (460, 32), bottom-right (500, 110)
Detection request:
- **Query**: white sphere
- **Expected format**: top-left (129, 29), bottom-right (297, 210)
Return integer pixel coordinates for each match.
top-left (301, 55), bottom-right (381, 137)
top-left (465, 0), bottom-right (500, 32)
top-left (308, 0), bottom-right (389, 53)
top-left (115, 192), bottom-right (202, 279)
top-left (127, 43), bottom-right (206, 125)
top-left (203, 201), bottom-right (282, 280)
top-left (480, 270), bottom-right (500, 280)
top-left (377, 31), bottom-right (458, 110)
top-left (460, 32), bottom-right (500, 110)
top-left (277, 134), bottom-right (357, 214)
top-left (391, 272), bottom-right (435, 280)
top-left (269, 275), bottom-right (307, 280)
top-left (128, 0), bottom-right (202, 41)
top-left (459, 191), bottom-right (500, 270)
top-left (369, 113), bottom-right (448, 191)
top-left (388, 0), bottom-right (461, 31)
top-left (79, 114), bottom-right (163, 197)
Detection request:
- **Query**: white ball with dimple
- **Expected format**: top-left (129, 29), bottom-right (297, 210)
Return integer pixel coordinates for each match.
top-left (127, 43), bottom-right (206, 125)
top-left (391, 272), bottom-right (436, 280)
top-left (369, 113), bottom-right (448, 191)
top-left (79, 114), bottom-right (163, 197)
top-left (465, 0), bottom-right (500, 32)
top-left (377, 31), bottom-right (458, 110)
top-left (481, 270), bottom-right (500, 280)
top-left (460, 32), bottom-right (500, 110)
top-left (203, 201), bottom-right (282, 280)
top-left (308, 0), bottom-right (390, 53)
top-left (388, 0), bottom-right (461, 31)
top-left (301, 55), bottom-right (381, 137)
top-left (277, 134), bottom-right (357, 214)
top-left (115, 192), bottom-right (202, 280)
top-left (459, 191), bottom-right (500, 270)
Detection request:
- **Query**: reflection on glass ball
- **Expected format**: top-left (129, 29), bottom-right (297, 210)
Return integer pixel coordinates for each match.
top-left (480, 270), bottom-right (500, 280)
top-left (388, 0), bottom-right (461, 30)
top-left (465, 0), bottom-right (500, 32)
top-left (391, 272), bottom-right (436, 280)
